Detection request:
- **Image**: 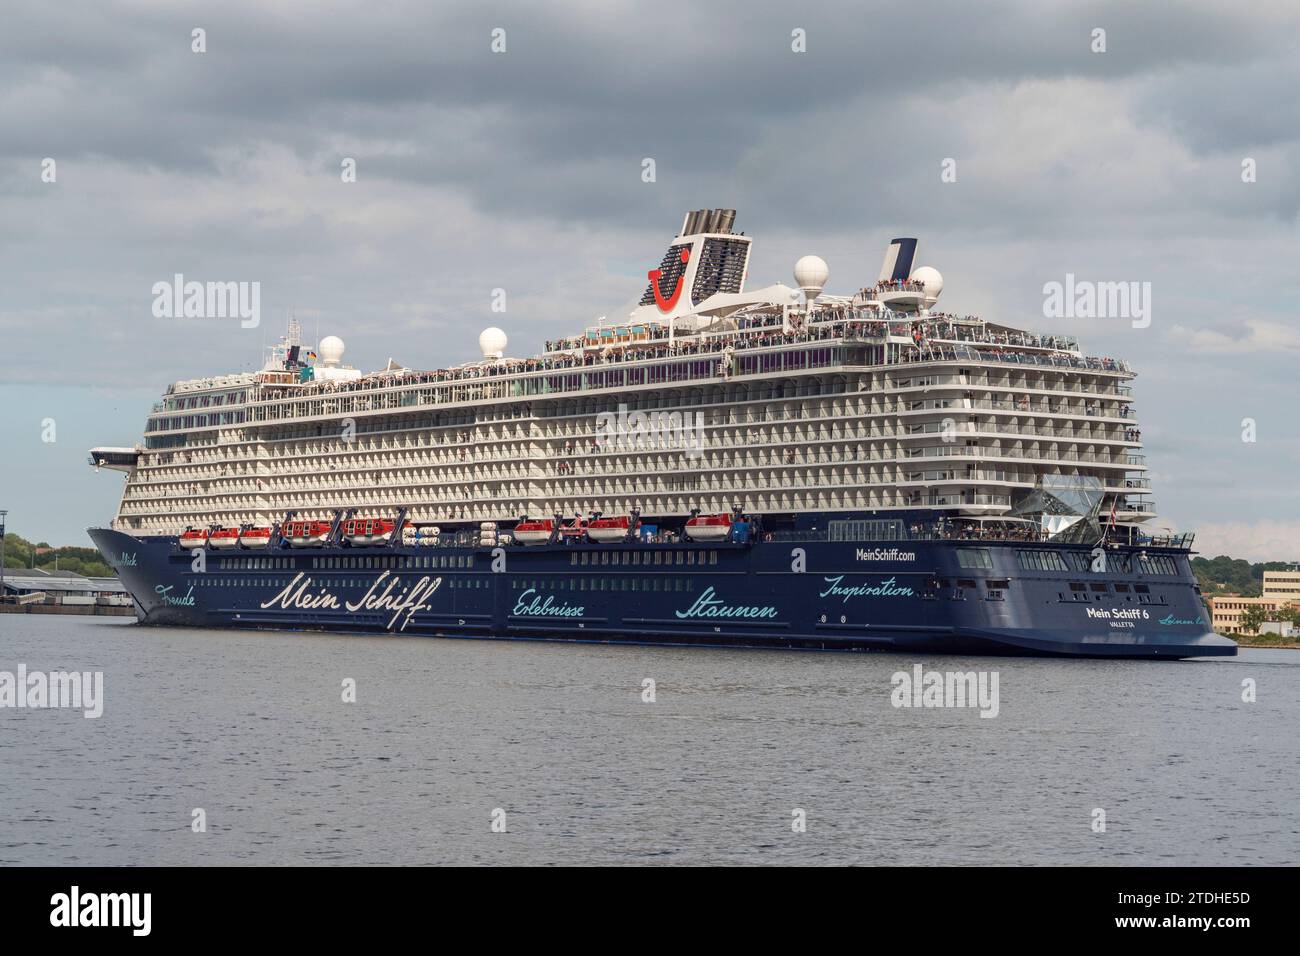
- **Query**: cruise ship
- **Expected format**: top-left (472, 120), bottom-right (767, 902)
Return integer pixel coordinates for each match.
top-left (87, 209), bottom-right (1235, 657)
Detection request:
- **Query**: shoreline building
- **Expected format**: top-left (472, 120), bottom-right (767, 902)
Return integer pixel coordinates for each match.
top-left (1261, 569), bottom-right (1300, 603)
top-left (1207, 594), bottom-right (1296, 635)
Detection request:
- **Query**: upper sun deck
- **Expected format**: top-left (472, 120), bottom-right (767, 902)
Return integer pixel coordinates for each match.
top-left (139, 310), bottom-right (1132, 442)
top-left (271, 311), bottom-right (1119, 399)
top-left (140, 216), bottom-right (1130, 432)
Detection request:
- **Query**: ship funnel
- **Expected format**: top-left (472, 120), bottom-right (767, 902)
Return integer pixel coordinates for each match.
top-left (877, 237), bottom-right (918, 283)
top-left (679, 207), bottom-right (736, 236)
top-left (642, 209), bottom-right (750, 311)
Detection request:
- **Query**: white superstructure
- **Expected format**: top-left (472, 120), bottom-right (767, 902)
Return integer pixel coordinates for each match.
top-left (93, 211), bottom-right (1152, 537)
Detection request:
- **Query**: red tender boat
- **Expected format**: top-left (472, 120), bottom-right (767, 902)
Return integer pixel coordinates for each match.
top-left (341, 516), bottom-right (402, 546)
top-left (283, 520), bottom-right (332, 548)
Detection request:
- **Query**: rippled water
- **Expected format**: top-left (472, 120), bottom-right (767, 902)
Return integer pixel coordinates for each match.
top-left (1, 615), bottom-right (1296, 865)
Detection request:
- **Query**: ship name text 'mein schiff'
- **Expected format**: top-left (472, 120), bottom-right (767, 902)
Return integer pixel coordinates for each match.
top-left (88, 209), bottom-right (1234, 658)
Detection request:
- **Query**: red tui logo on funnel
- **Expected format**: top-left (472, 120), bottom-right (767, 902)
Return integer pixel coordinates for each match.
top-left (648, 247), bottom-right (690, 312)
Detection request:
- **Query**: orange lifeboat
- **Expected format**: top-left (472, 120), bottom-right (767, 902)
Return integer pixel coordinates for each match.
top-left (685, 513), bottom-right (733, 542)
top-left (178, 528), bottom-right (209, 549)
top-left (588, 515), bottom-right (638, 543)
top-left (239, 526), bottom-right (273, 548)
top-left (513, 518), bottom-right (554, 545)
top-left (208, 527), bottom-right (242, 550)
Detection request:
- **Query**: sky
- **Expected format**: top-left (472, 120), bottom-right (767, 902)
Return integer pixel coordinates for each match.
top-left (0, 0), bottom-right (1297, 559)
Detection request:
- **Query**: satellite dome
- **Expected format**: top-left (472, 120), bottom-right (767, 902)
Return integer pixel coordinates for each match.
top-left (910, 266), bottom-right (944, 301)
top-left (479, 327), bottom-right (508, 359)
top-left (318, 335), bottom-right (345, 366)
top-left (793, 255), bottom-right (830, 295)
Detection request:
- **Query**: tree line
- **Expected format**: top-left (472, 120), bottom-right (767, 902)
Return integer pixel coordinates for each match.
top-left (0, 532), bottom-right (114, 578)
top-left (1191, 555), bottom-right (1296, 597)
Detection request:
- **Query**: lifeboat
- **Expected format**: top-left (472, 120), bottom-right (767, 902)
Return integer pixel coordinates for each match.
top-left (341, 517), bottom-right (403, 547)
top-left (513, 518), bottom-right (554, 546)
top-left (239, 526), bottom-right (273, 548)
top-left (685, 513), bottom-right (733, 542)
top-left (208, 527), bottom-right (242, 550)
top-left (588, 515), bottom-right (638, 543)
top-left (178, 528), bottom-right (209, 549)
top-left (283, 519), bottom-right (333, 548)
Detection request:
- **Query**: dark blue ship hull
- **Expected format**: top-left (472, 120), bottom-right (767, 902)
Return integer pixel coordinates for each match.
top-left (88, 524), bottom-right (1236, 659)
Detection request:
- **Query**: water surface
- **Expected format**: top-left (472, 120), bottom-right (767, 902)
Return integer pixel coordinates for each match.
top-left (1, 615), bottom-right (1295, 865)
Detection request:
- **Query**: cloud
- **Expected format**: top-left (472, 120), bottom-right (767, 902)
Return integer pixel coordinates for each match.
top-left (3, 0), bottom-right (1300, 546)
top-left (1167, 319), bottom-right (1300, 354)
top-left (1191, 520), bottom-right (1300, 563)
